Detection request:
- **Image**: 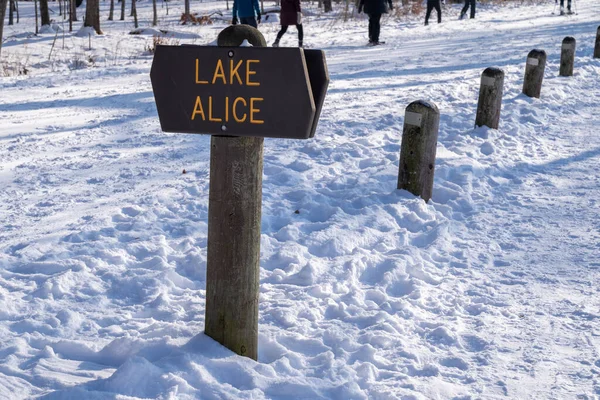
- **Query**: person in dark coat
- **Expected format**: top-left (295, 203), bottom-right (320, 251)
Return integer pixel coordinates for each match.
top-left (272, 0), bottom-right (303, 47)
top-left (358, 0), bottom-right (393, 46)
top-left (232, 0), bottom-right (261, 28)
top-left (424, 0), bottom-right (441, 25)
top-left (559, 0), bottom-right (572, 15)
top-left (459, 0), bottom-right (475, 19)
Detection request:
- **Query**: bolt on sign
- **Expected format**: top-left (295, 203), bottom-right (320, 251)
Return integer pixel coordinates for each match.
top-left (150, 45), bottom-right (329, 139)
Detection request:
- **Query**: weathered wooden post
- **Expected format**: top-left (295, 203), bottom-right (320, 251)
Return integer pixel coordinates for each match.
top-left (204, 25), bottom-right (267, 361)
top-left (594, 26), bottom-right (600, 58)
top-left (522, 49), bottom-right (547, 98)
top-left (397, 100), bottom-right (439, 203)
top-left (150, 27), bottom-right (329, 361)
top-left (475, 67), bottom-right (504, 129)
top-left (559, 36), bottom-right (576, 77)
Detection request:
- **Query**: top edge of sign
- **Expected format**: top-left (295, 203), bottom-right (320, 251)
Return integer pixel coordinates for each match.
top-left (156, 44), bottom-right (315, 51)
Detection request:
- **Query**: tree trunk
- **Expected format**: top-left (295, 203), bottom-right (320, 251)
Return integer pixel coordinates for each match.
top-left (0, 0), bottom-right (7, 56)
top-left (120, 0), bottom-right (125, 20)
top-left (152, 0), bottom-right (157, 25)
top-left (108, 0), bottom-right (113, 20)
top-left (132, 0), bottom-right (138, 28)
top-left (184, 0), bottom-right (189, 15)
top-left (84, 0), bottom-right (102, 33)
top-left (8, 0), bottom-right (13, 24)
top-left (58, 0), bottom-right (62, 16)
top-left (323, 0), bottom-right (332, 12)
top-left (71, 0), bottom-right (77, 23)
top-left (34, 0), bottom-right (39, 34)
top-left (40, 0), bottom-right (50, 26)
top-left (343, 0), bottom-right (349, 21)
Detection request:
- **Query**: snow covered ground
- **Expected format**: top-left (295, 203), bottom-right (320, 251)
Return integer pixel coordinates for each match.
top-left (1, 0), bottom-right (600, 398)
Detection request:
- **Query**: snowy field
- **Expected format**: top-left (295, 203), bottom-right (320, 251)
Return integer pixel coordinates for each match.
top-left (1, 0), bottom-right (600, 398)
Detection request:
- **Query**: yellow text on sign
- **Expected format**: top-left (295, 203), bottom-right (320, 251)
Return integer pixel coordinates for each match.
top-left (192, 58), bottom-right (263, 123)
top-left (195, 59), bottom-right (260, 86)
top-left (191, 96), bottom-right (264, 124)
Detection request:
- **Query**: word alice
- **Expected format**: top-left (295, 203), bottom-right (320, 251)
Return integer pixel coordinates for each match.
top-left (192, 58), bottom-right (264, 124)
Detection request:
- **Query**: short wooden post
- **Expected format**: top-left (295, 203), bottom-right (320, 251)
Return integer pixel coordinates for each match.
top-left (475, 67), bottom-right (504, 129)
top-left (204, 26), bottom-right (267, 361)
top-left (594, 26), bottom-right (600, 59)
top-left (559, 36), bottom-right (576, 77)
top-left (397, 100), bottom-right (440, 203)
top-left (522, 49), bottom-right (547, 98)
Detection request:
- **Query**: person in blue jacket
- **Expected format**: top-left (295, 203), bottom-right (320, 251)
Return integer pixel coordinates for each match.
top-left (232, 0), bottom-right (261, 28)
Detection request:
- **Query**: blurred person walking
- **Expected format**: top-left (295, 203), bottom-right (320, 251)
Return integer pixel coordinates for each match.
top-left (358, 0), bottom-right (393, 45)
top-left (272, 0), bottom-right (304, 47)
top-left (459, 0), bottom-right (475, 19)
top-left (559, 0), bottom-right (572, 15)
top-left (232, 0), bottom-right (261, 28)
top-left (425, 0), bottom-right (441, 25)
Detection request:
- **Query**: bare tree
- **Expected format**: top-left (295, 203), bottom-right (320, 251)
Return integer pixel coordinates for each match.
top-left (343, 0), bottom-right (349, 20)
top-left (108, 0), bottom-right (114, 20)
top-left (8, 0), bottom-right (14, 24)
top-left (40, 0), bottom-right (50, 26)
top-left (34, 0), bottom-right (39, 33)
top-left (120, 0), bottom-right (125, 20)
top-left (84, 0), bottom-right (102, 33)
top-left (323, 0), bottom-right (332, 11)
top-left (132, 0), bottom-right (138, 28)
top-left (0, 0), bottom-right (7, 56)
top-left (152, 0), bottom-right (157, 25)
top-left (70, 0), bottom-right (78, 24)
top-left (184, 0), bottom-right (189, 16)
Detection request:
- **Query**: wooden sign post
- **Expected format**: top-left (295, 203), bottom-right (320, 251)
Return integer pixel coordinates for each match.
top-left (150, 26), bottom-right (329, 360)
top-left (204, 26), bottom-right (266, 362)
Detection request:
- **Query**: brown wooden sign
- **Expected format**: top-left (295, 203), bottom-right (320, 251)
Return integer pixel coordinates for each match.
top-left (150, 45), bottom-right (329, 139)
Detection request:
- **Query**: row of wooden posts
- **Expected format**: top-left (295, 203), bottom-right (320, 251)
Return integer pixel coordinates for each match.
top-left (201, 25), bottom-right (600, 361)
top-left (398, 26), bottom-right (600, 203)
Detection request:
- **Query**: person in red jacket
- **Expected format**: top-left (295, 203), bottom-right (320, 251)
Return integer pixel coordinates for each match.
top-left (272, 0), bottom-right (303, 48)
